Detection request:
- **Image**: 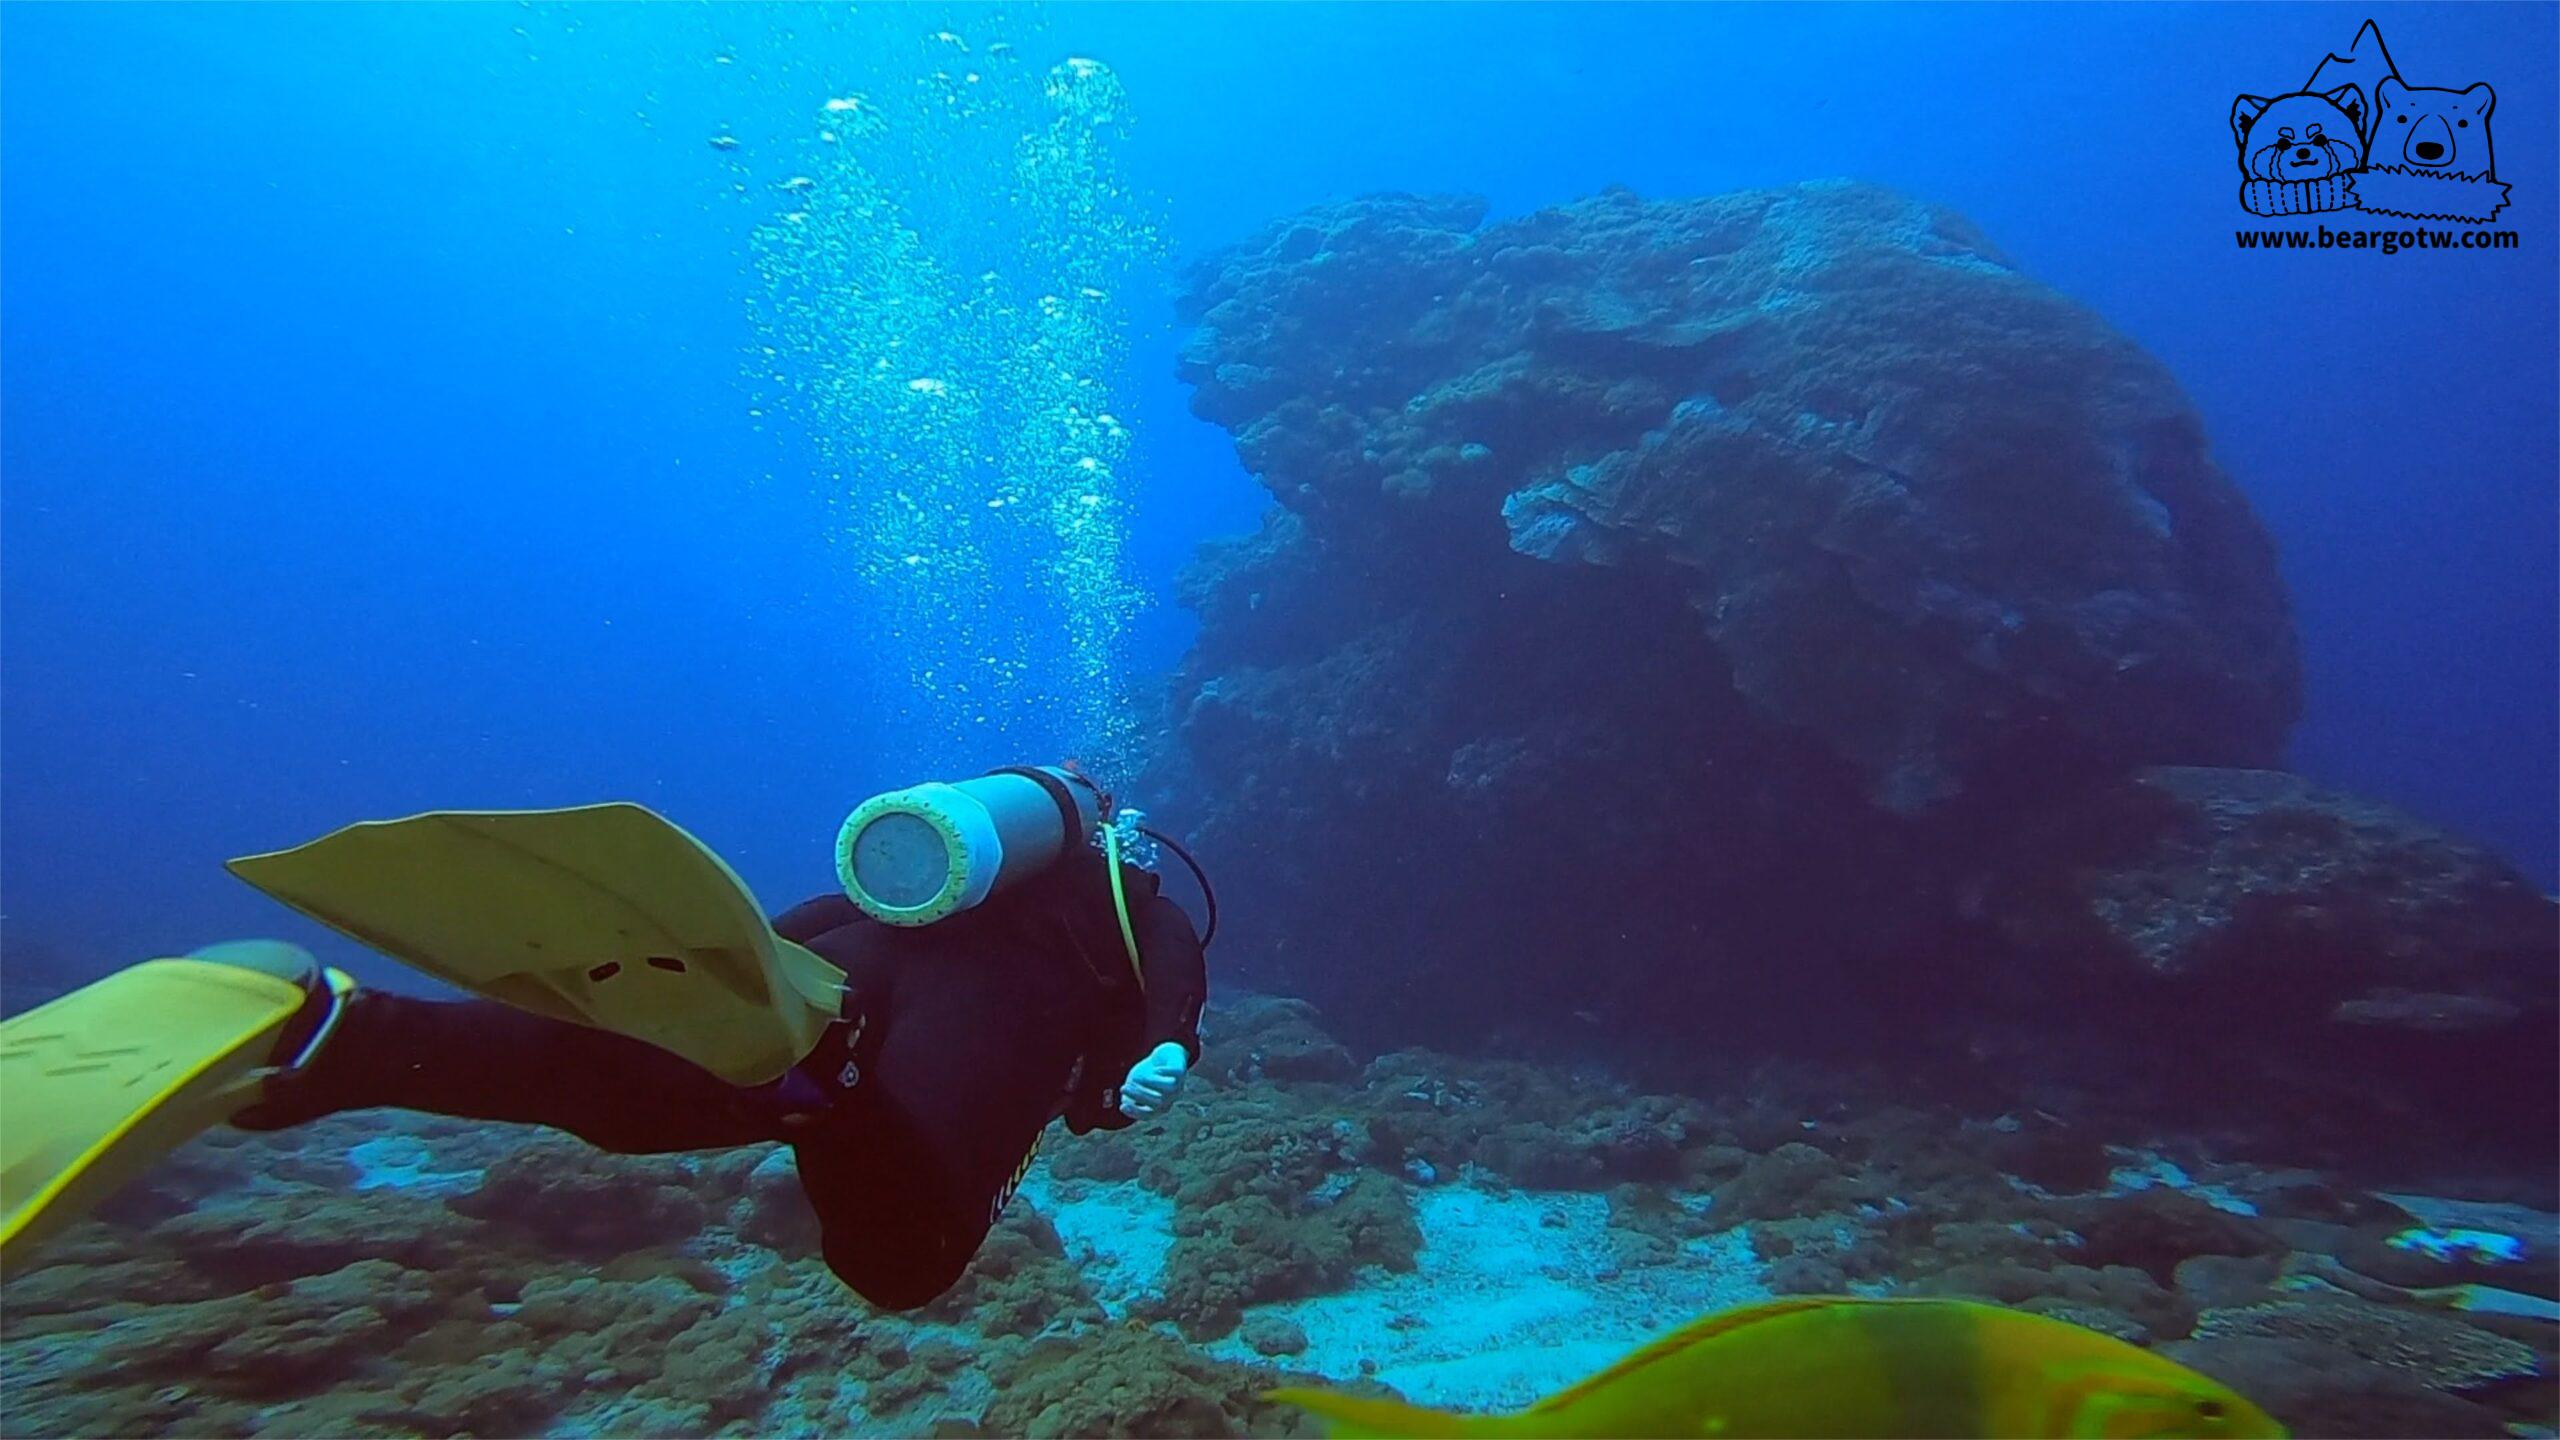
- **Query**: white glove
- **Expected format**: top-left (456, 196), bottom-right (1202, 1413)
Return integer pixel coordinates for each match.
top-left (1118, 1041), bottom-right (1190, 1120)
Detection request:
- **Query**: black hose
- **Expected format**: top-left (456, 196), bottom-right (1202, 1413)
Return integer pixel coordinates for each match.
top-left (1139, 825), bottom-right (1219, 951)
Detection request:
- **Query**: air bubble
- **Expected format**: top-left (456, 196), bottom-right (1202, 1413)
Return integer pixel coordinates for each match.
top-left (744, 19), bottom-right (1161, 772)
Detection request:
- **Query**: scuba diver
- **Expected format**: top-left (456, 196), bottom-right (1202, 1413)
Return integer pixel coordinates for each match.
top-left (0, 765), bottom-right (1213, 1311)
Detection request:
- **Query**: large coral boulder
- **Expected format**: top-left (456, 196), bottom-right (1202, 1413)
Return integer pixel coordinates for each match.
top-left (1159, 183), bottom-right (2308, 1053)
top-left (1154, 183), bottom-right (2546, 1162)
top-left (1177, 183), bottom-right (2299, 811)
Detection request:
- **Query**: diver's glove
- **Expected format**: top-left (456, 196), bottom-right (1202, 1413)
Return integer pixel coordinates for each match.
top-left (1118, 1041), bottom-right (1190, 1120)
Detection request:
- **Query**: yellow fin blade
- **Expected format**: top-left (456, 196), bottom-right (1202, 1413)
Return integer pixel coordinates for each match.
top-left (1264, 1387), bottom-right (1481, 1439)
top-left (228, 804), bottom-right (844, 1084)
top-left (1526, 1295), bottom-right (1851, 1413)
top-left (1, 958), bottom-right (307, 1264)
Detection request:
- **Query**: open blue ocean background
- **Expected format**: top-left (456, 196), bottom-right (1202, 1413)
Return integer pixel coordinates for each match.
top-left (5, 1), bottom-right (2553, 990)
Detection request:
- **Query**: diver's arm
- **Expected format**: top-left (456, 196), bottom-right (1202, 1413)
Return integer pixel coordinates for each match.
top-left (1134, 889), bottom-right (1206, 1063)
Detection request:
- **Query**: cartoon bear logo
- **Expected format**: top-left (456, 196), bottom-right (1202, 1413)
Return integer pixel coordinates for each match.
top-left (2229, 19), bottom-right (2511, 223)
top-left (2372, 77), bottom-right (2495, 175)
top-left (2357, 75), bottom-right (2506, 221)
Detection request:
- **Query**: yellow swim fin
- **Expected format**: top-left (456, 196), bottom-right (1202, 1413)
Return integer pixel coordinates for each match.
top-left (227, 803), bottom-right (845, 1085)
top-left (1263, 1388), bottom-right (1490, 1439)
top-left (0, 957), bottom-right (310, 1265)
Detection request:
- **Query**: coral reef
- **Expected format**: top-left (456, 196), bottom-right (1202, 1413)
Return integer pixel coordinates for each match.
top-left (1242, 1314), bottom-right (1311, 1358)
top-left (735, 1145), bottom-right (826, 1254)
top-left (1955, 767), bottom-right (2560, 1167)
top-left (448, 1135), bottom-right (730, 1256)
top-left (923, 1206), bottom-right (1108, 1338)
top-left (1710, 1142), bottom-right (1885, 1224)
top-left (1158, 1177), bottom-right (1421, 1340)
top-left (2193, 1291), bottom-right (2542, 1391)
top-left (2168, 1336), bottom-right (2521, 1438)
top-left (1204, 995), bottom-right (1362, 1087)
top-left (1148, 182), bottom-right (2553, 1170)
top-left (1175, 185), bottom-right (2299, 808)
top-left (2063, 1189), bottom-right (2285, 1285)
top-left (983, 1327), bottom-right (1325, 1438)
top-left (1057, 1056), bottom-right (1424, 1339)
top-left (2, 990), bottom-right (2553, 1437)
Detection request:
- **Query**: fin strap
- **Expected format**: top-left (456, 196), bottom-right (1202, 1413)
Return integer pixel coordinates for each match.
top-left (279, 968), bottom-right (359, 1072)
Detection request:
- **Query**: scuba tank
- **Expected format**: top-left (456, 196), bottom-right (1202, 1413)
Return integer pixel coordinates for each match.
top-left (835, 764), bottom-right (1221, 956)
top-left (837, 766), bottom-right (1101, 927)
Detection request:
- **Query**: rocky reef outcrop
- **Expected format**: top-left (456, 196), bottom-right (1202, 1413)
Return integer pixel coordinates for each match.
top-left (1953, 768), bottom-right (2556, 1154)
top-left (1175, 183), bottom-right (2299, 812)
top-left (1152, 182), bottom-right (2553, 1166)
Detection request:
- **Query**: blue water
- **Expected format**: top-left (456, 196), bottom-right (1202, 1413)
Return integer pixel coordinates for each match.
top-left (4, 1), bottom-right (2552, 990)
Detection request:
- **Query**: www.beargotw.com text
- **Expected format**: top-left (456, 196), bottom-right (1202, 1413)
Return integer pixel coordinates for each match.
top-left (2235, 225), bottom-right (2521, 255)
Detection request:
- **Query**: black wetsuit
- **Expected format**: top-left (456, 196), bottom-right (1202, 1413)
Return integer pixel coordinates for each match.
top-left (239, 847), bottom-right (1206, 1310)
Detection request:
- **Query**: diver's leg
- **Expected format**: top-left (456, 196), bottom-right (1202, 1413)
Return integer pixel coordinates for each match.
top-left (235, 990), bottom-right (793, 1153)
top-left (792, 964), bottom-right (1084, 1309)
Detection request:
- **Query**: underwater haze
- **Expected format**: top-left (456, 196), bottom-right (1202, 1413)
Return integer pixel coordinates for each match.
top-left (4, 5), bottom-right (2556, 1438)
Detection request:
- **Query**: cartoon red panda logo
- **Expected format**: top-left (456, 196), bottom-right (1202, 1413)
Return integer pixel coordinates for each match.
top-left (2231, 87), bottom-right (2367, 183)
